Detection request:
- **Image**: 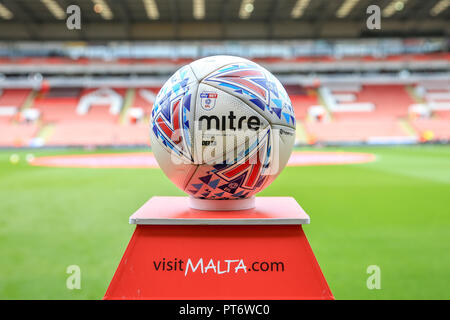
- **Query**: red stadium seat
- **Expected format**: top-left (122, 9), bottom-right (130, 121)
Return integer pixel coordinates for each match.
top-left (331, 85), bottom-right (414, 120)
top-left (304, 119), bottom-right (412, 143)
top-left (410, 119), bottom-right (450, 141)
top-left (0, 123), bottom-right (39, 147)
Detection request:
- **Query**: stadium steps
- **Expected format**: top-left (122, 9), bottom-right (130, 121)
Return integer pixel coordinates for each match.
top-left (20, 90), bottom-right (37, 111)
top-left (295, 122), bottom-right (309, 145)
top-left (316, 88), bottom-right (333, 120)
top-left (9, 90), bottom-right (37, 123)
top-left (409, 119), bottom-right (450, 141)
top-left (119, 88), bottom-right (135, 124)
top-left (398, 119), bottom-right (418, 137)
top-left (406, 85), bottom-right (425, 104)
top-left (36, 124), bottom-right (55, 144)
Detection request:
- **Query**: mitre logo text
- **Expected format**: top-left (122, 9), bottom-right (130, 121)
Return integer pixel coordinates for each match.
top-left (152, 258), bottom-right (285, 277)
top-left (198, 111), bottom-right (261, 131)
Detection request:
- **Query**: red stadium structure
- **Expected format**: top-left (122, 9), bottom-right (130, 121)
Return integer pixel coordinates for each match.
top-left (0, 40), bottom-right (449, 148)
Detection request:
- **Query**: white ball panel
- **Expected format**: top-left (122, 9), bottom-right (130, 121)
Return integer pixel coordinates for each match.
top-left (189, 55), bottom-right (255, 81)
top-left (150, 129), bottom-right (198, 191)
top-left (192, 82), bottom-right (270, 165)
top-left (201, 61), bottom-right (296, 129)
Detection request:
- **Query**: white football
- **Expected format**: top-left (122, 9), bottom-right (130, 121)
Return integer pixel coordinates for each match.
top-left (150, 55), bottom-right (296, 201)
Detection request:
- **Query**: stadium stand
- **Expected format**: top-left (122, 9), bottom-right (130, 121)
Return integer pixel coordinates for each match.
top-left (304, 119), bottom-right (414, 144)
top-left (328, 85), bottom-right (415, 120)
top-left (46, 122), bottom-right (149, 146)
top-left (0, 123), bottom-right (39, 147)
top-left (0, 108), bottom-right (16, 124)
top-left (2, 80), bottom-right (450, 147)
top-left (416, 82), bottom-right (450, 120)
top-left (40, 88), bottom-right (129, 146)
top-left (47, 122), bottom-right (120, 146)
top-left (0, 89), bottom-right (40, 147)
top-left (114, 124), bottom-right (150, 145)
top-left (285, 85), bottom-right (319, 120)
top-left (0, 45), bottom-right (449, 147)
top-left (0, 53), bottom-right (448, 70)
top-left (411, 119), bottom-right (450, 141)
top-left (0, 89), bottom-right (31, 123)
top-left (0, 89), bottom-right (30, 108)
top-left (32, 88), bottom-right (81, 123)
top-left (131, 88), bottom-right (158, 111)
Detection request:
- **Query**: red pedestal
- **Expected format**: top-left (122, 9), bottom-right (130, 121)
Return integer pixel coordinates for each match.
top-left (104, 197), bottom-right (333, 300)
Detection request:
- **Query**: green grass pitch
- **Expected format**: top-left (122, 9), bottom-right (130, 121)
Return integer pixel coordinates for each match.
top-left (0, 145), bottom-right (449, 299)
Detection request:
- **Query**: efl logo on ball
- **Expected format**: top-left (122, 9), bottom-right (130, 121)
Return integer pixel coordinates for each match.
top-left (150, 55), bottom-right (296, 200)
top-left (200, 92), bottom-right (218, 111)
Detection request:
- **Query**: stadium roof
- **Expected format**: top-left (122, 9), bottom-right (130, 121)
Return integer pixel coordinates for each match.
top-left (0, 0), bottom-right (448, 41)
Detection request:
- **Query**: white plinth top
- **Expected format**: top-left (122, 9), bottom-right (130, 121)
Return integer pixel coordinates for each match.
top-left (129, 196), bottom-right (310, 225)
